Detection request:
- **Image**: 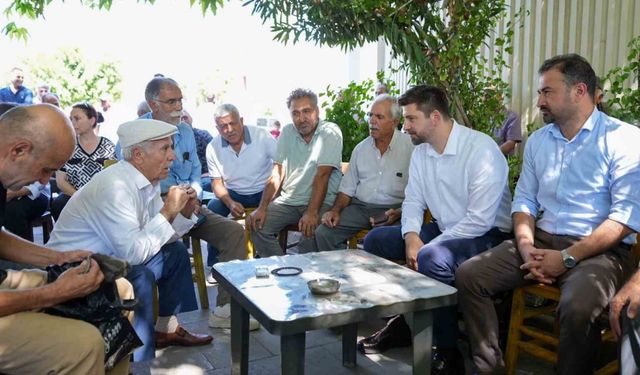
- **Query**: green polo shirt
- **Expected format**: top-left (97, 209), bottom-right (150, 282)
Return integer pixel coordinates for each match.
top-left (275, 120), bottom-right (343, 206)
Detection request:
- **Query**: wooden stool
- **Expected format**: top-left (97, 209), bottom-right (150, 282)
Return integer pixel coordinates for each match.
top-left (348, 229), bottom-right (369, 249)
top-left (232, 208), bottom-right (256, 259)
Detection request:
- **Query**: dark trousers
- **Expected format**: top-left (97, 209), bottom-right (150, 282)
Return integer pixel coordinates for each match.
top-left (4, 195), bottom-right (49, 240)
top-left (456, 230), bottom-right (636, 374)
top-left (51, 193), bottom-right (71, 221)
top-left (363, 222), bottom-right (511, 348)
top-left (126, 241), bottom-right (198, 362)
top-left (205, 189), bottom-right (262, 266)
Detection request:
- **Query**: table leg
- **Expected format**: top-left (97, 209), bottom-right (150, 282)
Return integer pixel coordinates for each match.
top-left (231, 299), bottom-right (249, 375)
top-left (341, 323), bottom-right (357, 368)
top-left (412, 310), bottom-right (433, 375)
top-left (281, 333), bottom-right (306, 375)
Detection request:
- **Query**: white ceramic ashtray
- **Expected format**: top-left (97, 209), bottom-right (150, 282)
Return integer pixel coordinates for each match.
top-left (308, 278), bottom-right (340, 295)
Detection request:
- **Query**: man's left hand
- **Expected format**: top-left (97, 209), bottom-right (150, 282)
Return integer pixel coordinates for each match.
top-left (385, 208), bottom-right (402, 225)
top-left (521, 249), bottom-right (566, 283)
top-left (610, 276), bottom-right (640, 339)
top-left (299, 211), bottom-right (320, 237)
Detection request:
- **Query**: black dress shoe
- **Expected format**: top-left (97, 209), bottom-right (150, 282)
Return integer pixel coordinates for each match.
top-left (432, 347), bottom-right (465, 375)
top-left (357, 315), bottom-right (412, 354)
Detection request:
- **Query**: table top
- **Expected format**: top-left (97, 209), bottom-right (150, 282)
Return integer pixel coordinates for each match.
top-left (212, 250), bottom-right (457, 335)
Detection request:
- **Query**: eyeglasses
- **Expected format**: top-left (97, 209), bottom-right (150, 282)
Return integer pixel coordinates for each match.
top-left (154, 97), bottom-right (183, 106)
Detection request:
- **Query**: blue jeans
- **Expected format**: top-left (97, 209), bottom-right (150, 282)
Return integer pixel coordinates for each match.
top-left (206, 189), bottom-right (262, 266)
top-left (126, 241), bottom-right (198, 361)
top-left (363, 222), bottom-right (511, 349)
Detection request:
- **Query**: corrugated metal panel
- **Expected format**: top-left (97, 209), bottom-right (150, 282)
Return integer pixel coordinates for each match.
top-left (387, 0), bottom-right (639, 134)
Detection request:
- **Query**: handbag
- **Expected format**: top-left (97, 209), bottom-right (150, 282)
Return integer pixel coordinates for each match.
top-left (44, 255), bottom-right (142, 370)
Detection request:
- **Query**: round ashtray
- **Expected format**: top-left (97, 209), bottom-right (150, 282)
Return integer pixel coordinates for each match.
top-left (308, 278), bottom-right (340, 295)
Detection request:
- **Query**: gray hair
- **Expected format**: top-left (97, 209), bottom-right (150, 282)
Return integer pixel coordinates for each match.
top-left (373, 94), bottom-right (402, 120)
top-left (144, 77), bottom-right (179, 103)
top-left (286, 88), bottom-right (317, 109)
top-left (137, 100), bottom-right (151, 117)
top-left (214, 103), bottom-right (240, 119)
top-left (122, 140), bottom-right (153, 161)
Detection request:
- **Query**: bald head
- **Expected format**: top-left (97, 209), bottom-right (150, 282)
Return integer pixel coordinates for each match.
top-left (0, 104), bottom-right (76, 189)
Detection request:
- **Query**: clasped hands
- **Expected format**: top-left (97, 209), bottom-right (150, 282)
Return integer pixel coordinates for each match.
top-left (519, 245), bottom-right (568, 284)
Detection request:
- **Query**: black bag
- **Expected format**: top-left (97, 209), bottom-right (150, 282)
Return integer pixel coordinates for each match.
top-left (44, 255), bottom-right (142, 370)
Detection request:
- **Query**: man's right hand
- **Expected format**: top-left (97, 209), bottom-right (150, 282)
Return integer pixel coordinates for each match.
top-left (404, 233), bottom-right (424, 271)
top-left (227, 200), bottom-right (246, 218)
top-left (321, 210), bottom-right (340, 228)
top-left (247, 207), bottom-right (267, 231)
top-left (53, 258), bottom-right (104, 300)
top-left (160, 186), bottom-right (190, 222)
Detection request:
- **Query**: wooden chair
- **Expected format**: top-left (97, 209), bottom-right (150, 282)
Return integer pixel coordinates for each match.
top-left (505, 236), bottom-right (640, 375)
top-left (232, 208), bottom-right (256, 259)
top-left (27, 211), bottom-right (54, 243)
top-left (181, 235), bottom-right (209, 310)
top-left (278, 223), bottom-right (300, 253)
top-left (348, 229), bottom-right (369, 249)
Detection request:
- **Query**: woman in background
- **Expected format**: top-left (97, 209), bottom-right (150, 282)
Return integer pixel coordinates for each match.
top-left (51, 102), bottom-right (115, 220)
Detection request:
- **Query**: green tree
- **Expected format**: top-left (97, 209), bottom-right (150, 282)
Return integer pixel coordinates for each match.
top-left (604, 35), bottom-right (640, 125)
top-left (321, 72), bottom-right (399, 162)
top-left (24, 47), bottom-right (122, 108)
top-left (5, 0), bottom-right (519, 134)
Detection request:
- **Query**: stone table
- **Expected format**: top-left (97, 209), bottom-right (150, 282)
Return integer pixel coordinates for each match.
top-left (212, 249), bottom-right (457, 375)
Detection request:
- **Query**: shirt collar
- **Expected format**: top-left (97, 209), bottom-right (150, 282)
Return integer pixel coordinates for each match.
top-left (549, 106), bottom-right (599, 141)
top-left (426, 120), bottom-right (461, 157)
top-left (122, 160), bottom-right (156, 192)
top-left (221, 126), bottom-right (252, 148)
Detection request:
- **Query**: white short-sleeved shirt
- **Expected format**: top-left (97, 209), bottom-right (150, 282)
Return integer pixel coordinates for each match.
top-left (206, 126), bottom-right (276, 195)
top-left (275, 120), bottom-right (343, 206)
top-left (340, 130), bottom-right (414, 205)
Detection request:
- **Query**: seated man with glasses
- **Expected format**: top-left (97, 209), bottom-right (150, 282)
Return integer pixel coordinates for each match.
top-left (140, 77), bottom-right (258, 331)
top-left (314, 94), bottom-right (413, 251)
top-left (204, 103), bottom-right (276, 281)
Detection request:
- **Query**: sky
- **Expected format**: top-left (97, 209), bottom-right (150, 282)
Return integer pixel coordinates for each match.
top-left (0, 0), bottom-right (378, 140)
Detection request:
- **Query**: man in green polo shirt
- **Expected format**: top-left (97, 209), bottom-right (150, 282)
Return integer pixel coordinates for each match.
top-left (248, 88), bottom-right (343, 256)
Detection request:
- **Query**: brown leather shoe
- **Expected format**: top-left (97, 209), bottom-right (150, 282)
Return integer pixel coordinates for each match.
top-left (155, 326), bottom-right (213, 349)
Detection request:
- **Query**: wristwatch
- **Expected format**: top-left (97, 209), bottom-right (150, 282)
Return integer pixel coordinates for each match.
top-left (561, 248), bottom-right (577, 269)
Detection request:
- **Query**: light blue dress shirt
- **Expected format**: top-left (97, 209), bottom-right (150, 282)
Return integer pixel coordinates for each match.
top-left (512, 108), bottom-right (640, 243)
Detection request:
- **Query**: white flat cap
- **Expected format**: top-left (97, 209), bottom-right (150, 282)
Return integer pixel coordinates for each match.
top-left (117, 119), bottom-right (177, 148)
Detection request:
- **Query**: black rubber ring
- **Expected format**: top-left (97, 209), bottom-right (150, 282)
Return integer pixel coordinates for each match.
top-left (270, 266), bottom-right (303, 276)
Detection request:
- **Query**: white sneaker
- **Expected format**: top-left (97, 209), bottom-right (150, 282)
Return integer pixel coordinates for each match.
top-left (206, 268), bottom-right (217, 285)
top-left (209, 304), bottom-right (260, 331)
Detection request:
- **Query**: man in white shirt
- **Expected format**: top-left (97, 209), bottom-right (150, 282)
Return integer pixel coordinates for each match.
top-left (359, 85), bottom-right (513, 374)
top-left (47, 119), bottom-right (214, 362)
top-left (205, 103), bottom-right (276, 272)
top-left (315, 94), bottom-right (413, 251)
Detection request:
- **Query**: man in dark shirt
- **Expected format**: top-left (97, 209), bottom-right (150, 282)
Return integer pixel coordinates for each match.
top-left (0, 104), bottom-right (131, 374)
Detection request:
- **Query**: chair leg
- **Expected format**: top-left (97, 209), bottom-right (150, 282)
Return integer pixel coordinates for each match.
top-left (191, 238), bottom-right (209, 310)
top-left (505, 287), bottom-right (526, 375)
top-left (245, 228), bottom-right (254, 259)
top-left (348, 236), bottom-right (357, 249)
top-left (278, 230), bottom-right (288, 252)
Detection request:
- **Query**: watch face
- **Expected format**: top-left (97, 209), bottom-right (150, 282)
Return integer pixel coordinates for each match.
top-left (564, 257), bottom-right (577, 268)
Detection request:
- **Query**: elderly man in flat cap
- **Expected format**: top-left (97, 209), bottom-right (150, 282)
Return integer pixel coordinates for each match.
top-left (47, 119), bottom-right (213, 362)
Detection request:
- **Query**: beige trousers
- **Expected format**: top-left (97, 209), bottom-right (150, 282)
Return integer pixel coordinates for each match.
top-left (0, 269), bottom-right (133, 375)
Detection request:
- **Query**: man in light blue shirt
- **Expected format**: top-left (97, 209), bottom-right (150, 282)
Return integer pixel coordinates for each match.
top-left (141, 78), bottom-right (255, 331)
top-left (457, 54), bottom-right (640, 375)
